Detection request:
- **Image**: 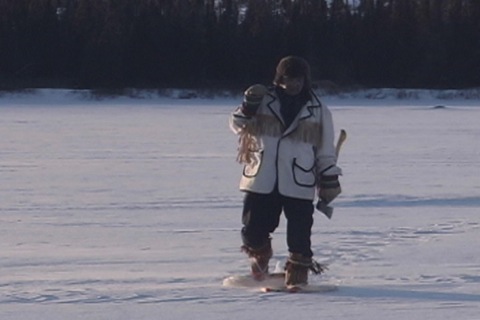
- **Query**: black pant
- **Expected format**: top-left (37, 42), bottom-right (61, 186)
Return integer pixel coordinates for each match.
top-left (241, 189), bottom-right (314, 257)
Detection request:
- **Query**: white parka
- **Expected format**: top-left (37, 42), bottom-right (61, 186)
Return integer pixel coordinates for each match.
top-left (230, 90), bottom-right (342, 201)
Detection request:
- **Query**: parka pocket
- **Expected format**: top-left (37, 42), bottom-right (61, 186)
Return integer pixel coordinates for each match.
top-left (292, 157), bottom-right (316, 187)
top-left (242, 150), bottom-right (264, 178)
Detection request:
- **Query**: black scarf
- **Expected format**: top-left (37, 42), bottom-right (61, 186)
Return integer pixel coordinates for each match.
top-left (276, 87), bottom-right (309, 128)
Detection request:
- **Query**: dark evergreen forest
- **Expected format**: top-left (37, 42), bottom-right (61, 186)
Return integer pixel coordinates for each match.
top-left (1, 0), bottom-right (479, 90)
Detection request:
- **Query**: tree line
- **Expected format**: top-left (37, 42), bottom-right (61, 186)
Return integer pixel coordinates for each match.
top-left (1, 0), bottom-right (479, 90)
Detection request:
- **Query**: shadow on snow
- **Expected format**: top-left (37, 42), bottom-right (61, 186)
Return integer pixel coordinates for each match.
top-left (336, 285), bottom-right (480, 303)
top-left (339, 195), bottom-right (480, 208)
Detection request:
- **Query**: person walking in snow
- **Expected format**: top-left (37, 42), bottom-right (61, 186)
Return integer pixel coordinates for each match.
top-left (229, 56), bottom-right (342, 286)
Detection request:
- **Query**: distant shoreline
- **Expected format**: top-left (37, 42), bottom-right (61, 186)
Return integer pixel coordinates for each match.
top-left (1, 88), bottom-right (480, 106)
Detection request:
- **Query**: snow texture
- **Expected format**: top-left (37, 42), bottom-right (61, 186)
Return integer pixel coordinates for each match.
top-left (1, 89), bottom-right (479, 319)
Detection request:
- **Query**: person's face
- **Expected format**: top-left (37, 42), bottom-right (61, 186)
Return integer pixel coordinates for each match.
top-left (279, 76), bottom-right (305, 96)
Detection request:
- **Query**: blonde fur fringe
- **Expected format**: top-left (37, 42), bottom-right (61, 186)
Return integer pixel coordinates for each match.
top-left (236, 130), bottom-right (259, 165)
top-left (236, 114), bottom-right (323, 165)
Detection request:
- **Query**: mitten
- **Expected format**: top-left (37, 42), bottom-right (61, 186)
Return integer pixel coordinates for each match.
top-left (242, 84), bottom-right (267, 116)
top-left (318, 175), bottom-right (341, 204)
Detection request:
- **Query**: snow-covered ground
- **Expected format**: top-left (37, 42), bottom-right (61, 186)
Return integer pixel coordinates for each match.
top-left (1, 90), bottom-right (479, 319)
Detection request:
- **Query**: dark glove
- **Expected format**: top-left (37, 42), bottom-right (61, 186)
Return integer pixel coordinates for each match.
top-left (241, 84), bottom-right (267, 116)
top-left (318, 175), bottom-right (341, 204)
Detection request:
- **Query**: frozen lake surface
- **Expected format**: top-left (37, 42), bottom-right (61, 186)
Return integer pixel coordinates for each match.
top-left (1, 90), bottom-right (479, 319)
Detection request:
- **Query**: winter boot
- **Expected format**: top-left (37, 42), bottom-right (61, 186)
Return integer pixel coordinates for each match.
top-left (285, 253), bottom-right (326, 286)
top-left (241, 240), bottom-right (273, 281)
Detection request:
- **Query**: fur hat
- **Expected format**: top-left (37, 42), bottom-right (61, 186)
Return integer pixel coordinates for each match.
top-left (273, 56), bottom-right (312, 91)
top-left (273, 56), bottom-right (312, 102)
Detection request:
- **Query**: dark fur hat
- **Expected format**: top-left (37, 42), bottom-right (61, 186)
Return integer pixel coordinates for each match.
top-left (273, 56), bottom-right (312, 100)
top-left (273, 56), bottom-right (312, 90)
